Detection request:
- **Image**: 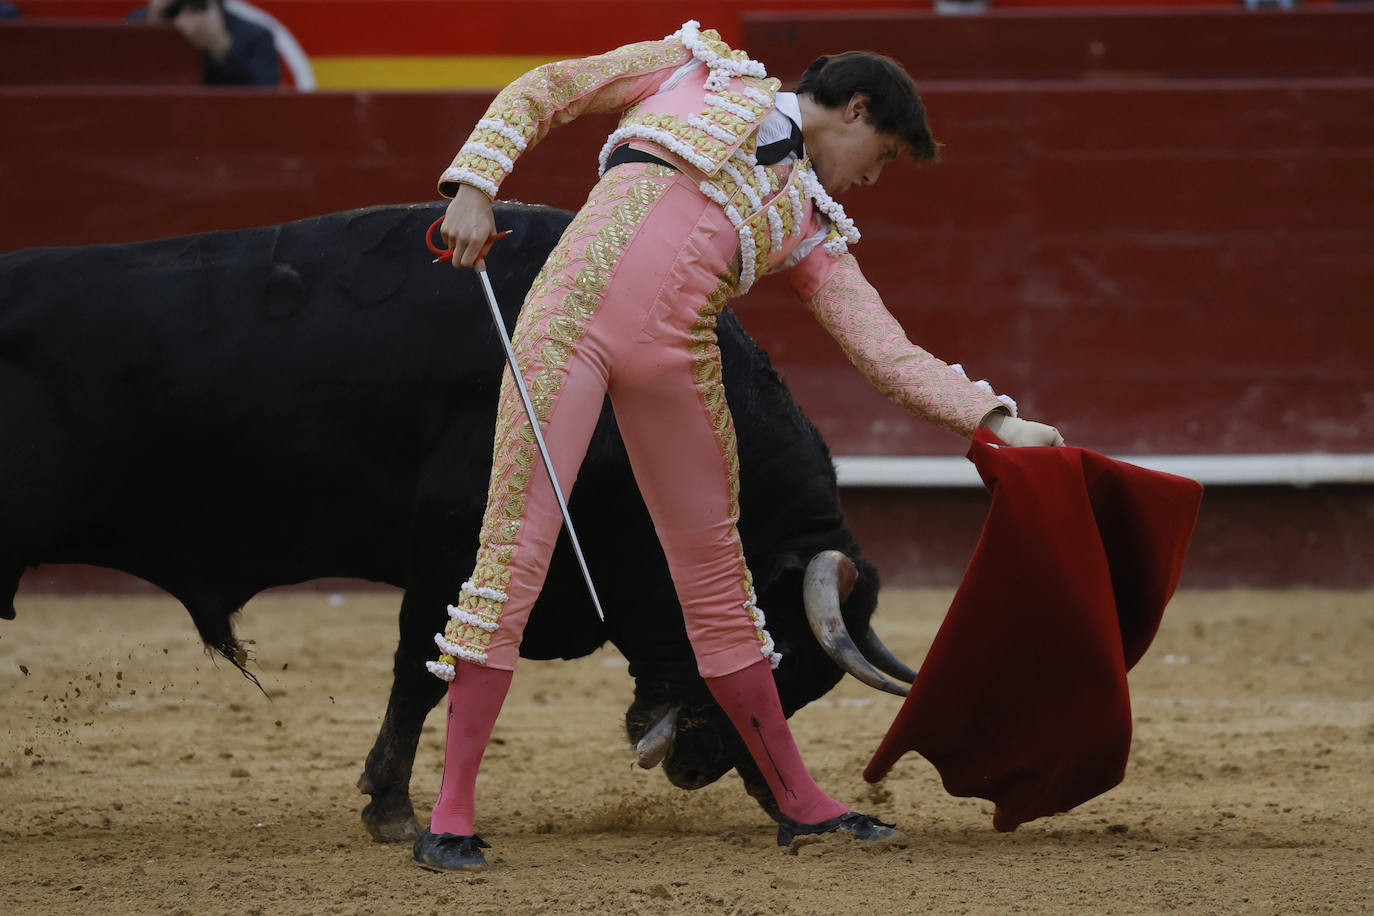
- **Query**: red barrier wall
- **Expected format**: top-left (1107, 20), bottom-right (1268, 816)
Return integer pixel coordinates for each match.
top-left (841, 484), bottom-right (1374, 589)
top-left (743, 9), bottom-right (1374, 80)
top-left (15, 5), bottom-right (1357, 91)
top-left (25, 2), bottom-right (1334, 57)
top-left (14, 1), bottom-right (925, 55)
top-left (0, 20), bottom-right (202, 85)
top-left (6, 80), bottom-right (1368, 459)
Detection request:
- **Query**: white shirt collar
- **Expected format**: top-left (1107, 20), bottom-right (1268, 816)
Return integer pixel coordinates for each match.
top-left (774, 91), bottom-right (803, 128)
top-left (755, 92), bottom-right (804, 160)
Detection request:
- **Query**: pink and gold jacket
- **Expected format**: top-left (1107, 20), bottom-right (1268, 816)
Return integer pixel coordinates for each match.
top-left (440, 20), bottom-right (1015, 437)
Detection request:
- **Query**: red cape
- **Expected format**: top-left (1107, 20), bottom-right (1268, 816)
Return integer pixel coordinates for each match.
top-left (864, 429), bottom-right (1203, 831)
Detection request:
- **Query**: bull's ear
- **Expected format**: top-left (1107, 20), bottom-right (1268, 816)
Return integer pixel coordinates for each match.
top-left (824, 553), bottom-right (881, 632)
top-left (848, 555), bottom-right (882, 612)
top-left (752, 552), bottom-right (806, 598)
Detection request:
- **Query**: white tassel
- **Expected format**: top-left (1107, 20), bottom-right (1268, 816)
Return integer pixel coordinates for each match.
top-left (447, 604), bottom-right (500, 632)
top-left (767, 205), bottom-right (785, 251)
top-left (740, 85), bottom-right (773, 106)
top-left (737, 223), bottom-right (757, 293)
top-left (460, 581), bottom-right (508, 603)
top-left (459, 141), bottom-right (515, 173)
top-left (475, 118), bottom-right (529, 151)
top-left (723, 162), bottom-right (762, 211)
top-left (798, 167), bottom-right (860, 255)
top-left (673, 20), bottom-right (767, 82)
top-left (433, 633), bottom-right (465, 657)
top-left (451, 644), bottom-right (488, 664)
top-left (599, 125), bottom-right (715, 174)
top-left (786, 184), bottom-right (805, 236)
top-left (698, 180), bottom-right (731, 208)
top-left (440, 166), bottom-right (498, 199)
top-left (951, 364), bottom-right (1017, 415)
top-left (704, 92), bottom-right (759, 123)
top-left (425, 661), bottom-right (456, 682)
top-left (687, 114), bottom-right (738, 144)
top-left (744, 601), bottom-right (783, 669)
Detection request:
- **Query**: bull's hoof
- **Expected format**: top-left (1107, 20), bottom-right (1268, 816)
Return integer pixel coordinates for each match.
top-left (776, 811), bottom-right (896, 847)
top-left (361, 798), bottom-right (420, 843)
top-left (412, 829), bottom-right (491, 870)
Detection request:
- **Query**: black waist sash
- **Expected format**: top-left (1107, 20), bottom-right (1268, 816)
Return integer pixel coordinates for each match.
top-left (605, 145), bottom-right (678, 172)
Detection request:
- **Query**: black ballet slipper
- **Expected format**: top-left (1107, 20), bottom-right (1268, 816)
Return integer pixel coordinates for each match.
top-left (412, 828), bottom-right (492, 869)
top-left (775, 811), bottom-right (897, 847)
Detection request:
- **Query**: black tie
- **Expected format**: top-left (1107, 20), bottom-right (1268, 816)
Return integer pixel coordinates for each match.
top-left (755, 117), bottom-right (804, 165)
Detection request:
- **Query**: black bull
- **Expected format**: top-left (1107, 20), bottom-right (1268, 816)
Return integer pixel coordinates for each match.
top-left (0, 201), bottom-right (903, 841)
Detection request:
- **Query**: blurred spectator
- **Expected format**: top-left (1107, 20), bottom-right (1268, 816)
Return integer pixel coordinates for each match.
top-left (128, 0), bottom-right (279, 86)
top-left (0, 2), bottom-right (20, 18)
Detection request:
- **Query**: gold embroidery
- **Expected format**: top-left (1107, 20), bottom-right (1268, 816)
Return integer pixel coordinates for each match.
top-left (562, 290), bottom-right (598, 322)
top-left (629, 177), bottom-right (669, 204)
top-left (540, 340), bottom-right (572, 367)
top-left (584, 239), bottom-right (620, 272)
top-left (440, 37), bottom-right (689, 200)
top-left (599, 221), bottom-right (632, 250)
top-left (437, 165), bottom-right (672, 668)
top-left (574, 265), bottom-right (608, 292)
top-left (684, 273), bottom-right (770, 660)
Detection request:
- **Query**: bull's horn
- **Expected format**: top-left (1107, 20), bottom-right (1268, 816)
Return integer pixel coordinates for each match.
top-left (635, 706), bottom-right (679, 769)
top-left (803, 550), bottom-right (910, 697)
top-left (828, 551), bottom-right (916, 683)
top-left (857, 628), bottom-right (918, 684)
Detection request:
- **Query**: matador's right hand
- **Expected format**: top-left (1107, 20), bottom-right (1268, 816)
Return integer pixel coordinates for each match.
top-left (441, 184), bottom-right (497, 268)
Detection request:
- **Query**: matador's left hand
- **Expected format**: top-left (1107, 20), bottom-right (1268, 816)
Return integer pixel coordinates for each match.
top-left (982, 413), bottom-right (1066, 447)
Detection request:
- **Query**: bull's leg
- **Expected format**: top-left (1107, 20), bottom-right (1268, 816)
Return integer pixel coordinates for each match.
top-left (1, 562), bottom-right (19, 620)
top-left (358, 582), bottom-right (449, 842)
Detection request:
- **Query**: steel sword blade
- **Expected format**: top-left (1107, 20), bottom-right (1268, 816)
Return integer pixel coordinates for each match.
top-left (474, 261), bottom-right (605, 622)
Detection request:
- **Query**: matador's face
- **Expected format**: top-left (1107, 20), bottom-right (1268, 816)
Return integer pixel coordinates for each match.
top-left (806, 95), bottom-right (908, 197)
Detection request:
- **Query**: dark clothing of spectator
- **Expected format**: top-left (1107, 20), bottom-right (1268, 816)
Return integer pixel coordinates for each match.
top-left (127, 5), bottom-right (279, 86)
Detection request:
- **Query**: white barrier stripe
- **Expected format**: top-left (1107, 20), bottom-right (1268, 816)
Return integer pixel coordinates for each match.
top-left (832, 453), bottom-right (1374, 488)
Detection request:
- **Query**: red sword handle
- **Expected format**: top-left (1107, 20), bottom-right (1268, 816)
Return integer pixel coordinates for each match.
top-left (426, 218), bottom-right (511, 264)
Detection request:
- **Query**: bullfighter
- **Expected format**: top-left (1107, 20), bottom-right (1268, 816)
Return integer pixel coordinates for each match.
top-left (419, 20), bottom-right (1064, 869)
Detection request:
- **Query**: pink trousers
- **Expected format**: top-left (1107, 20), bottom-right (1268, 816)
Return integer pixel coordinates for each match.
top-left (431, 163), bottom-right (780, 678)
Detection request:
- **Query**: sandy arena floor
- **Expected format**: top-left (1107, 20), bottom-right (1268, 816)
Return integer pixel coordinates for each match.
top-left (2, 586), bottom-right (1371, 914)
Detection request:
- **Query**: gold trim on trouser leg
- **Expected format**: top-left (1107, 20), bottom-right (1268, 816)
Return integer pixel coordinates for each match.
top-left (685, 271), bottom-right (782, 669)
top-left (428, 166), bottom-right (675, 679)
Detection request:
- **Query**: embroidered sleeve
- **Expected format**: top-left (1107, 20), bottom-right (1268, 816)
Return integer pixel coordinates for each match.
top-left (438, 36), bottom-right (691, 199)
top-left (800, 253), bottom-right (1015, 438)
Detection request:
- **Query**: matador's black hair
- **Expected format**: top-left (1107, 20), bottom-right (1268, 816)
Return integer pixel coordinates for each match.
top-left (794, 52), bottom-right (939, 163)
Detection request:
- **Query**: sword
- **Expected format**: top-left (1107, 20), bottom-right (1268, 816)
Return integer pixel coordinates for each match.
top-left (427, 218), bottom-right (605, 622)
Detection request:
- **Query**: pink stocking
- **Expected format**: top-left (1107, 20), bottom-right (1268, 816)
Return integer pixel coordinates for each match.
top-left (428, 660), bottom-right (515, 836)
top-left (705, 659), bottom-right (849, 824)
